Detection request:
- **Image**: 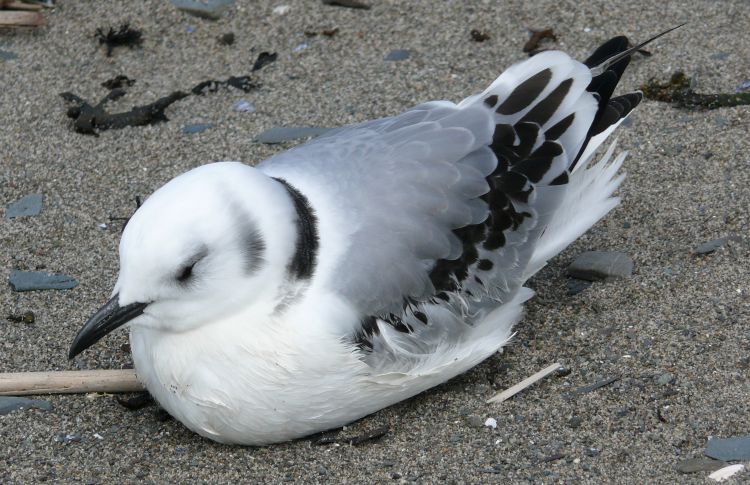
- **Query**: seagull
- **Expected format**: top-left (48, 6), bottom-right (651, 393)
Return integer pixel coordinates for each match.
top-left (69, 28), bottom-right (678, 445)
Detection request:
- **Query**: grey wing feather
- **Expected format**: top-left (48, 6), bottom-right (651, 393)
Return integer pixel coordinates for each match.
top-left (258, 102), bottom-right (497, 315)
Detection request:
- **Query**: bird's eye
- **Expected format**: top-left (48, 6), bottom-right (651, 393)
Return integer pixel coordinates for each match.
top-left (175, 248), bottom-right (208, 284)
top-left (176, 262), bottom-right (196, 283)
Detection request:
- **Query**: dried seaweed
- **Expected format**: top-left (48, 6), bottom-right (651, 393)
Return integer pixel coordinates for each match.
top-left (305, 28), bottom-right (339, 37)
top-left (62, 73), bottom-right (260, 135)
top-left (217, 32), bottom-right (235, 45)
top-left (321, 0), bottom-right (370, 9)
top-left (470, 29), bottom-right (490, 42)
top-left (252, 51), bottom-right (277, 72)
top-left (641, 71), bottom-right (750, 110)
top-left (523, 28), bottom-right (556, 55)
top-left (60, 89), bottom-right (188, 135)
top-left (95, 23), bottom-right (143, 57)
top-left (101, 75), bottom-right (136, 90)
top-left (6, 311), bottom-right (35, 324)
top-left (191, 75), bottom-right (258, 95)
top-left (116, 393), bottom-right (154, 410)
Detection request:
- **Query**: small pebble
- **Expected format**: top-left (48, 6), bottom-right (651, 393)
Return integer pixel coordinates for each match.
top-left (676, 457), bottom-right (726, 474)
top-left (6, 193), bottom-right (43, 219)
top-left (0, 396), bottom-right (52, 415)
top-left (568, 416), bottom-right (583, 428)
top-left (693, 237), bottom-right (730, 255)
top-left (233, 100), bottom-right (256, 113)
top-left (465, 415), bottom-right (483, 428)
top-left (0, 49), bottom-right (18, 61)
top-left (171, 0), bottom-right (235, 19)
top-left (9, 270), bottom-right (78, 291)
top-left (705, 435), bottom-right (750, 461)
top-left (709, 464), bottom-right (745, 482)
top-left (385, 49), bottom-right (410, 61)
top-left (737, 80), bottom-right (750, 92)
top-left (182, 123), bottom-right (213, 135)
top-left (566, 278), bottom-right (592, 296)
top-left (484, 417), bottom-right (497, 429)
top-left (292, 42), bottom-right (309, 53)
top-left (567, 251), bottom-right (634, 281)
top-left (60, 433), bottom-right (82, 444)
top-left (655, 373), bottom-right (674, 386)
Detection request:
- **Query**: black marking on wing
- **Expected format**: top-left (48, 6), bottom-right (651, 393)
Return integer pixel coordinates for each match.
top-left (353, 316), bottom-right (379, 351)
top-left (571, 36), bottom-right (642, 170)
top-left (545, 113), bottom-right (575, 140)
top-left (496, 69), bottom-right (552, 115)
top-left (273, 178), bottom-right (319, 279)
top-left (520, 78), bottom-right (573, 126)
top-left (429, 117), bottom-right (561, 293)
top-left (353, 312), bottom-right (423, 351)
top-left (589, 92), bottom-right (642, 136)
top-left (355, 37), bottom-right (642, 351)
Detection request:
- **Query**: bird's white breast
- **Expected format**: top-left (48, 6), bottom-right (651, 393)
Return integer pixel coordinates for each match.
top-left (128, 291), bottom-right (380, 445)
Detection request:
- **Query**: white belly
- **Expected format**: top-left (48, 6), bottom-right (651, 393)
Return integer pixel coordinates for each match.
top-left (129, 318), bottom-right (377, 445)
top-left (127, 289), bottom-right (525, 445)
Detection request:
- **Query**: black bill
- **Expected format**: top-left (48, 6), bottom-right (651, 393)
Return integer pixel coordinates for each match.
top-left (69, 294), bottom-right (147, 359)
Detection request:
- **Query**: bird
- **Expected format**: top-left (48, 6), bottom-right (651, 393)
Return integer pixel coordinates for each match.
top-left (69, 28), bottom-right (678, 445)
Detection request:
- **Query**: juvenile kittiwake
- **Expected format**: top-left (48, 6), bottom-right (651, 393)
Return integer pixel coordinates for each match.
top-left (69, 29), bottom-right (678, 445)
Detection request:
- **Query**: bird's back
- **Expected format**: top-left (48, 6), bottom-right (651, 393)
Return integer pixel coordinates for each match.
top-left (259, 37), bottom-right (640, 373)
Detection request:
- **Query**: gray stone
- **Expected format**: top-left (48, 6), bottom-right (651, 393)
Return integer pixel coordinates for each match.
top-left (232, 100), bottom-right (255, 113)
top-left (566, 278), bottom-right (592, 296)
top-left (567, 251), bottom-right (634, 281)
top-left (0, 49), bottom-right (18, 61)
top-left (676, 457), bottom-right (726, 474)
top-left (254, 127), bottom-right (330, 144)
top-left (710, 51), bottom-right (729, 61)
top-left (655, 373), bottom-right (674, 385)
top-left (171, 0), bottom-right (235, 19)
top-left (0, 396), bottom-right (52, 415)
top-left (705, 435), bottom-right (750, 461)
top-left (384, 49), bottom-right (410, 61)
top-left (465, 415), bottom-right (484, 428)
top-left (9, 270), bottom-right (78, 291)
top-left (182, 123), bottom-right (213, 135)
top-left (738, 80), bottom-right (750, 92)
top-left (58, 433), bottom-right (82, 444)
top-left (568, 416), bottom-right (582, 428)
top-left (6, 193), bottom-right (43, 218)
top-left (693, 237), bottom-right (730, 255)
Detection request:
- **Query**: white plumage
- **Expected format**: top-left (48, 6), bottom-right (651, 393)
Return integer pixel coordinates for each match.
top-left (70, 33), bottom-right (660, 445)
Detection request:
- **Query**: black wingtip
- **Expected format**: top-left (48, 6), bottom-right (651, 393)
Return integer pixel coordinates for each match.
top-left (590, 24), bottom-right (686, 77)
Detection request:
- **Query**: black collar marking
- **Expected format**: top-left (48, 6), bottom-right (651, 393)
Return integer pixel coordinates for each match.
top-left (273, 178), bottom-right (319, 279)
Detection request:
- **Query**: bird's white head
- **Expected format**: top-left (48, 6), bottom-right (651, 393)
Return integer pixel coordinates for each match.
top-left (69, 161), bottom-right (297, 358)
